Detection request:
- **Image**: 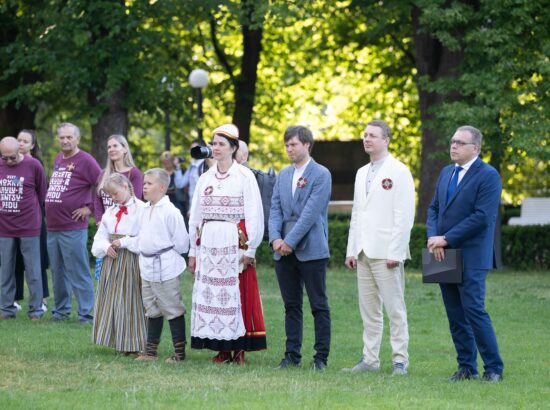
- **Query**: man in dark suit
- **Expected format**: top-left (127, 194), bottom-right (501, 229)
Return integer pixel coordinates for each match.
top-left (427, 125), bottom-right (504, 382)
top-left (269, 125), bottom-right (332, 371)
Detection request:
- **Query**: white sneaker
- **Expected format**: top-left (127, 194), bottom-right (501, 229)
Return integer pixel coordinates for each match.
top-left (14, 302), bottom-right (22, 311)
top-left (392, 362), bottom-right (408, 375)
top-left (341, 359), bottom-right (380, 373)
top-left (41, 303), bottom-right (48, 313)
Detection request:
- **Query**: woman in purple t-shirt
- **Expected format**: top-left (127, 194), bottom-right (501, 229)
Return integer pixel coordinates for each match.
top-left (94, 134), bottom-right (144, 224)
top-left (13, 130), bottom-right (49, 312)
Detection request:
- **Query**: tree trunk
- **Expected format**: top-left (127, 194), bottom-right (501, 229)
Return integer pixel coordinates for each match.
top-left (232, 17), bottom-right (263, 144)
top-left (486, 115), bottom-right (503, 174)
top-left (412, 6), bottom-right (464, 223)
top-left (0, 100), bottom-right (35, 137)
top-left (89, 87), bottom-right (129, 166)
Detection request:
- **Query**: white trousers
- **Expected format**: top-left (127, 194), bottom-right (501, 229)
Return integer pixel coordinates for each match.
top-left (357, 252), bottom-right (409, 367)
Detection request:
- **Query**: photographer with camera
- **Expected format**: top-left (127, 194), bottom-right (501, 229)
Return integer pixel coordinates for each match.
top-left (183, 139), bottom-right (215, 209)
top-left (160, 151), bottom-right (187, 217)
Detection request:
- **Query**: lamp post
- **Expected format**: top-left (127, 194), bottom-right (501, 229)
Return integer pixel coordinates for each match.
top-left (161, 75), bottom-right (174, 151)
top-left (188, 69), bottom-right (209, 142)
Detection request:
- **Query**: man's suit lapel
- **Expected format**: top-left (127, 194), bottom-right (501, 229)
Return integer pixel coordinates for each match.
top-left (292, 159), bottom-right (316, 208)
top-left (282, 167), bottom-right (294, 213)
top-left (444, 158), bottom-right (482, 209)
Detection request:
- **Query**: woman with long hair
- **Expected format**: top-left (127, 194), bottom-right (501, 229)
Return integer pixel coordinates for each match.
top-left (188, 124), bottom-right (266, 365)
top-left (94, 134), bottom-right (143, 224)
top-left (13, 130), bottom-right (49, 312)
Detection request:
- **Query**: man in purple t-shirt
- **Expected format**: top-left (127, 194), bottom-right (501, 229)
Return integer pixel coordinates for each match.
top-left (0, 137), bottom-right (46, 320)
top-left (45, 123), bottom-right (101, 323)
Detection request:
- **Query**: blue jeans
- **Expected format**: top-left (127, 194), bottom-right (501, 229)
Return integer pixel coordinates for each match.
top-left (47, 229), bottom-right (94, 320)
top-left (0, 236), bottom-right (44, 318)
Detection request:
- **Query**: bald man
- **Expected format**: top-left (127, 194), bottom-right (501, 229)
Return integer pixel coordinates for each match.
top-left (235, 140), bottom-right (249, 166)
top-left (0, 137), bottom-right (46, 320)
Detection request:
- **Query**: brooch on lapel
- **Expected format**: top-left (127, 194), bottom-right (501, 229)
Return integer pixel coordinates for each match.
top-left (297, 177), bottom-right (308, 188)
top-left (204, 186), bottom-right (214, 195)
top-left (381, 178), bottom-right (393, 190)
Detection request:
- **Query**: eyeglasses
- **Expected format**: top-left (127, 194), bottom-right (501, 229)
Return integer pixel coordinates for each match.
top-left (1, 155), bottom-right (17, 161)
top-left (450, 139), bottom-right (477, 147)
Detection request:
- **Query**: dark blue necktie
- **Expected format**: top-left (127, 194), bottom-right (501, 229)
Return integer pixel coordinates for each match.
top-left (446, 166), bottom-right (463, 203)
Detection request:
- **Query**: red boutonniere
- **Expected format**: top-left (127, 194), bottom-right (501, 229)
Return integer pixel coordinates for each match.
top-left (381, 178), bottom-right (393, 190)
top-left (297, 177), bottom-right (308, 188)
top-left (204, 186), bottom-right (214, 195)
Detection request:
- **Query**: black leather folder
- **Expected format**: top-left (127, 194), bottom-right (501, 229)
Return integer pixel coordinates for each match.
top-left (422, 249), bottom-right (463, 284)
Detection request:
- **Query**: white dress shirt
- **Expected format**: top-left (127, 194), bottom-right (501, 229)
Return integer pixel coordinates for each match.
top-left (365, 156), bottom-right (387, 197)
top-left (455, 156), bottom-right (478, 185)
top-left (291, 158), bottom-right (312, 196)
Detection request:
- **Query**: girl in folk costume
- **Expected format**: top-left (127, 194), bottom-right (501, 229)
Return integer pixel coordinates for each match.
top-left (94, 134), bottom-right (144, 223)
top-left (91, 173), bottom-right (147, 355)
top-left (188, 124), bottom-right (267, 364)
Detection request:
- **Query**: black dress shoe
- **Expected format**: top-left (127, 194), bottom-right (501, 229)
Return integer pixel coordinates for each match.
top-left (449, 369), bottom-right (480, 381)
top-left (276, 357), bottom-right (301, 369)
top-left (482, 372), bottom-right (503, 382)
top-left (313, 360), bottom-right (327, 371)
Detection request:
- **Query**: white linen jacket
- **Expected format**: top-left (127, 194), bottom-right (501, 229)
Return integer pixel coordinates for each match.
top-left (346, 154), bottom-right (415, 262)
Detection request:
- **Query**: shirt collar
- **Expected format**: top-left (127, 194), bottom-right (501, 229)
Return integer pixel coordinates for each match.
top-left (147, 195), bottom-right (170, 208)
top-left (456, 156), bottom-right (478, 172)
top-left (293, 158), bottom-right (312, 172)
top-left (370, 154), bottom-right (389, 167)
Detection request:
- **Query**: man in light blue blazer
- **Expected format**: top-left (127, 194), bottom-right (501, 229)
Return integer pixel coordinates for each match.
top-left (427, 125), bottom-right (504, 382)
top-left (269, 125), bottom-right (332, 371)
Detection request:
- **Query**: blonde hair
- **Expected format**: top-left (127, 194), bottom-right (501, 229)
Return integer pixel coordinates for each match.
top-left (103, 173), bottom-right (135, 198)
top-left (160, 151), bottom-right (173, 162)
top-left (144, 168), bottom-right (170, 191)
top-left (98, 135), bottom-right (136, 194)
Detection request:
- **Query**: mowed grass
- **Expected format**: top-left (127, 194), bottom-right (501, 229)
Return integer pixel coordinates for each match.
top-left (1, 266), bottom-right (550, 409)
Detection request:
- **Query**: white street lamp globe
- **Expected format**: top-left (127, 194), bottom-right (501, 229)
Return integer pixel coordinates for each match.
top-left (189, 69), bottom-right (209, 89)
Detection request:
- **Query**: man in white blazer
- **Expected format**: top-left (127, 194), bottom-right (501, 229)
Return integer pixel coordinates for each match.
top-left (343, 120), bottom-right (415, 375)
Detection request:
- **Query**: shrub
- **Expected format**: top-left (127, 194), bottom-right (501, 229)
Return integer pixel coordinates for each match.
top-left (256, 222), bottom-right (549, 271)
top-left (89, 219), bottom-right (549, 270)
top-left (502, 225), bottom-right (550, 270)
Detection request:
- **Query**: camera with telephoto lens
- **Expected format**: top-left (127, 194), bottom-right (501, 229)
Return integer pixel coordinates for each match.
top-left (190, 145), bottom-right (213, 159)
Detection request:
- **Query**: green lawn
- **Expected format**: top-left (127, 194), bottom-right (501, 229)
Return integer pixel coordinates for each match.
top-left (1, 267), bottom-right (549, 409)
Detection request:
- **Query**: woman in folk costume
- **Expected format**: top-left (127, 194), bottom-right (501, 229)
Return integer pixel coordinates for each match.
top-left (188, 124), bottom-right (266, 365)
top-left (91, 173), bottom-right (147, 355)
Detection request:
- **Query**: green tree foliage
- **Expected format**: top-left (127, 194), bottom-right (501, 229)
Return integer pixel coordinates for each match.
top-left (1, 0), bottom-right (547, 208)
top-left (419, 0), bottom-right (550, 202)
top-left (1, 0), bottom-right (200, 165)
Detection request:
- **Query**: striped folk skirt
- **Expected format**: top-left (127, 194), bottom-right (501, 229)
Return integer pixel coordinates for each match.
top-left (92, 240), bottom-right (146, 353)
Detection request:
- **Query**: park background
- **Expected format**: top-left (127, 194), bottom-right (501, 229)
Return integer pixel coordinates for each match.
top-left (1, 1), bottom-right (550, 408)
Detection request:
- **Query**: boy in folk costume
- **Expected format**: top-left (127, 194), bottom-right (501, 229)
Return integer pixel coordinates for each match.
top-left (114, 168), bottom-right (190, 363)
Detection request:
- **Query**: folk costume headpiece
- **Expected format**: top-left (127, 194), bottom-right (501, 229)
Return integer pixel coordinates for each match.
top-left (213, 124), bottom-right (239, 140)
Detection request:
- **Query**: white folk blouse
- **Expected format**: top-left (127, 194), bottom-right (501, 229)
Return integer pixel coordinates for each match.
top-left (91, 197), bottom-right (145, 258)
top-left (188, 161), bottom-right (264, 260)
